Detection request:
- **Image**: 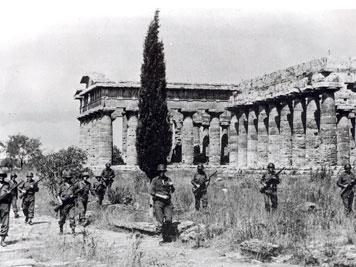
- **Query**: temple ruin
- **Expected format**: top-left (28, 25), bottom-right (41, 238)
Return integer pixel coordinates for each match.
top-left (74, 57), bottom-right (356, 169)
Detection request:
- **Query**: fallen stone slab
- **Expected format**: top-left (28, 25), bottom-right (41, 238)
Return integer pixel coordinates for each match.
top-left (240, 238), bottom-right (280, 262)
top-left (111, 220), bottom-right (195, 236)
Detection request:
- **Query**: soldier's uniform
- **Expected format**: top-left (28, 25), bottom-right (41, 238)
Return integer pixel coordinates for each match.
top-left (150, 164), bottom-right (175, 242)
top-left (93, 176), bottom-right (106, 205)
top-left (73, 172), bottom-right (91, 225)
top-left (337, 164), bottom-right (356, 215)
top-left (57, 171), bottom-right (76, 234)
top-left (0, 170), bottom-right (10, 247)
top-left (101, 163), bottom-right (115, 189)
top-left (9, 173), bottom-right (19, 218)
top-left (191, 164), bottom-right (208, 211)
top-left (260, 163), bottom-right (280, 212)
top-left (19, 172), bottom-right (39, 224)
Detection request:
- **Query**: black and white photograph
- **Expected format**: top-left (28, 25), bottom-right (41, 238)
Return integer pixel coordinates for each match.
top-left (1, 1), bottom-right (356, 266)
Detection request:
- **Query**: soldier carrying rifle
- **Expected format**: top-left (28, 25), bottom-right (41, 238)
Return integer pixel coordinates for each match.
top-left (19, 172), bottom-right (39, 225)
top-left (0, 170), bottom-right (10, 247)
top-left (337, 163), bottom-right (356, 216)
top-left (260, 163), bottom-right (282, 212)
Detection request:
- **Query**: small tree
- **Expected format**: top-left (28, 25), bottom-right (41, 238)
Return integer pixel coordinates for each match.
top-left (2, 134), bottom-right (42, 168)
top-left (33, 146), bottom-right (87, 198)
top-left (112, 145), bottom-right (125, 165)
top-left (136, 10), bottom-right (172, 180)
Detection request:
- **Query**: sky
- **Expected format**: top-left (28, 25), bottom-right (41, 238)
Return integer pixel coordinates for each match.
top-left (1, 1), bottom-right (356, 153)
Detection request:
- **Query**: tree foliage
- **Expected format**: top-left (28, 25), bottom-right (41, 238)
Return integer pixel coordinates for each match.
top-left (33, 146), bottom-right (88, 198)
top-left (136, 10), bottom-right (172, 180)
top-left (112, 145), bottom-right (125, 165)
top-left (1, 134), bottom-right (42, 168)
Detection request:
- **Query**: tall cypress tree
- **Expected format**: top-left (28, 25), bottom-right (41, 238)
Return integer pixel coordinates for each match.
top-left (136, 10), bottom-right (172, 180)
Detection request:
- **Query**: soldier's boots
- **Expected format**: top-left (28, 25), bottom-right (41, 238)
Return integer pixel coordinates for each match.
top-left (25, 217), bottom-right (28, 223)
top-left (59, 225), bottom-right (64, 235)
top-left (0, 237), bottom-right (6, 247)
top-left (14, 213), bottom-right (19, 219)
top-left (71, 227), bottom-right (76, 235)
top-left (28, 219), bottom-right (33, 225)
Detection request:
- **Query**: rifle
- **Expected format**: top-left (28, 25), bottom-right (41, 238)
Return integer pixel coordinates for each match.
top-left (0, 181), bottom-right (24, 202)
top-left (192, 170), bottom-right (218, 194)
top-left (260, 167), bottom-right (285, 194)
top-left (19, 178), bottom-right (44, 199)
top-left (53, 186), bottom-right (85, 213)
top-left (340, 178), bottom-right (356, 196)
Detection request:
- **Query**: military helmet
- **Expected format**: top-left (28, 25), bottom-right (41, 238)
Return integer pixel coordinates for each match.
top-left (197, 163), bottom-right (204, 170)
top-left (344, 163), bottom-right (352, 170)
top-left (0, 169), bottom-right (7, 178)
top-left (62, 170), bottom-right (72, 179)
top-left (26, 172), bottom-right (34, 178)
top-left (267, 163), bottom-right (275, 169)
top-left (10, 173), bottom-right (17, 178)
top-left (82, 172), bottom-right (90, 178)
top-left (105, 162), bottom-right (111, 168)
top-left (157, 164), bottom-right (167, 172)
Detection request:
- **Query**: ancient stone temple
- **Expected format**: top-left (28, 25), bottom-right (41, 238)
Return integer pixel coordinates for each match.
top-left (74, 57), bottom-right (356, 169)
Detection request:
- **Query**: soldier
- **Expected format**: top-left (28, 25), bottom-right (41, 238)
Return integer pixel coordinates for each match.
top-left (74, 171), bottom-right (91, 226)
top-left (101, 163), bottom-right (115, 189)
top-left (337, 163), bottom-right (356, 215)
top-left (260, 163), bottom-right (280, 212)
top-left (150, 164), bottom-right (175, 242)
top-left (92, 175), bottom-right (106, 205)
top-left (57, 170), bottom-right (76, 235)
top-left (191, 163), bottom-right (209, 211)
top-left (19, 172), bottom-right (39, 225)
top-left (0, 170), bottom-right (10, 247)
top-left (9, 173), bottom-right (19, 218)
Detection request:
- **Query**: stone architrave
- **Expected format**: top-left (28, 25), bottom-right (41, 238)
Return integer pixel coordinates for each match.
top-left (209, 113), bottom-right (221, 165)
top-left (98, 113), bottom-right (113, 166)
top-left (320, 91), bottom-right (337, 166)
top-left (337, 112), bottom-right (350, 165)
top-left (268, 104), bottom-right (280, 166)
top-left (257, 105), bottom-right (268, 168)
top-left (247, 107), bottom-right (258, 168)
top-left (306, 95), bottom-right (321, 167)
top-left (229, 114), bottom-right (238, 167)
top-left (237, 110), bottom-right (248, 168)
top-left (182, 112), bottom-right (194, 165)
top-left (279, 101), bottom-right (293, 167)
top-left (292, 98), bottom-right (306, 168)
top-left (126, 111), bottom-right (138, 165)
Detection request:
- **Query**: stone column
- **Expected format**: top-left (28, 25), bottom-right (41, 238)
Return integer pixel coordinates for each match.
top-left (350, 116), bottom-right (356, 165)
top-left (320, 91), bottom-right (337, 166)
top-left (97, 112), bottom-right (113, 166)
top-left (337, 112), bottom-right (350, 165)
top-left (90, 116), bottom-right (99, 167)
top-left (182, 111), bottom-right (194, 165)
top-left (305, 95), bottom-right (321, 167)
top-left (229, 113), bottom-right (238, 167)
top-left (268, 103), bottom-right (280, 166)
top-left (201, 112), bottom-right (211, 163)
top-left (209, 112), bottom-right (222, 166)
top-left (292, 98), bottom-right (306, 168)
top-left (279, 101), bottom-right (293, 167)
top-left (247, 106), bottom-right (258, 168)
top-left (220, 111), bottom-right (231, 165)
top-left (193, 112), bottom-right (202, 164)
top-left (126, 111), bottom-right (138, 165)
top-left (257, 105), bottom-right (268, 168)
top-left (122, 112), bottom-right (128, 163)
top-left (237, 109), bottom-right (248, 168)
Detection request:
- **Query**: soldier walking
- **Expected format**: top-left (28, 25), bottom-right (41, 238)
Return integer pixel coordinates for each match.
top-left (101, 163), bottom-right (115, 189)
top-left (0, 170), bottom-right (10, 247)
top-left (337, 163), bottom-right (356, 215)
top-left (9, 173), bottom-right (19, 218)
top-left (74, 171), bottom-right (91, 226)
top-left (150, 164), bottom-right (175, 243)
top-left (57, 170), bottom-right (76, 235)
top-left (260, 163), bottom-right (280, 212)
top-left (19, 172), bottom-right (39, 225)
top-left (93, 175), bottom-right (106, 205)
top-left (191, 163), bottom-right (209, 211)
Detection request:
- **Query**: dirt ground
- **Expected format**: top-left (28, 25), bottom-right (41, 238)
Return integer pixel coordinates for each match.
top-left (0, 208), bottom-right (303, 267)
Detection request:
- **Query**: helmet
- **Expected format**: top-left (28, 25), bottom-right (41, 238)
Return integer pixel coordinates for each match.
top-left (82, 172), bottom-right (90, 178)
top-left (0, 170), bottom-right (7, 178)
top-left (197, 163), bottom-right (204, 170)
top-left (105, 162), bottom-right (111, 168)
top-left (267, 163), bottom-right (275, 169)
top-left (157, 164), bottom-right (167, 172)
top-left (26, 172), bottom-right (34, 178)
top-left (10, 173), bottom-right (17, 178)
top-left (62, 170), bottom-right (72, 179)
top-left (344, 163), bottom-right (352, 170)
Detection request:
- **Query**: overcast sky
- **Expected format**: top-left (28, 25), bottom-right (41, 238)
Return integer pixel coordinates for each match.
top-left (1, 1), bottom-right (356, 152)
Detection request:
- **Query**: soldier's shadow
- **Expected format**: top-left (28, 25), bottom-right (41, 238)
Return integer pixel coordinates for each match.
top-left (31, 221), bottom-right (50, 225)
